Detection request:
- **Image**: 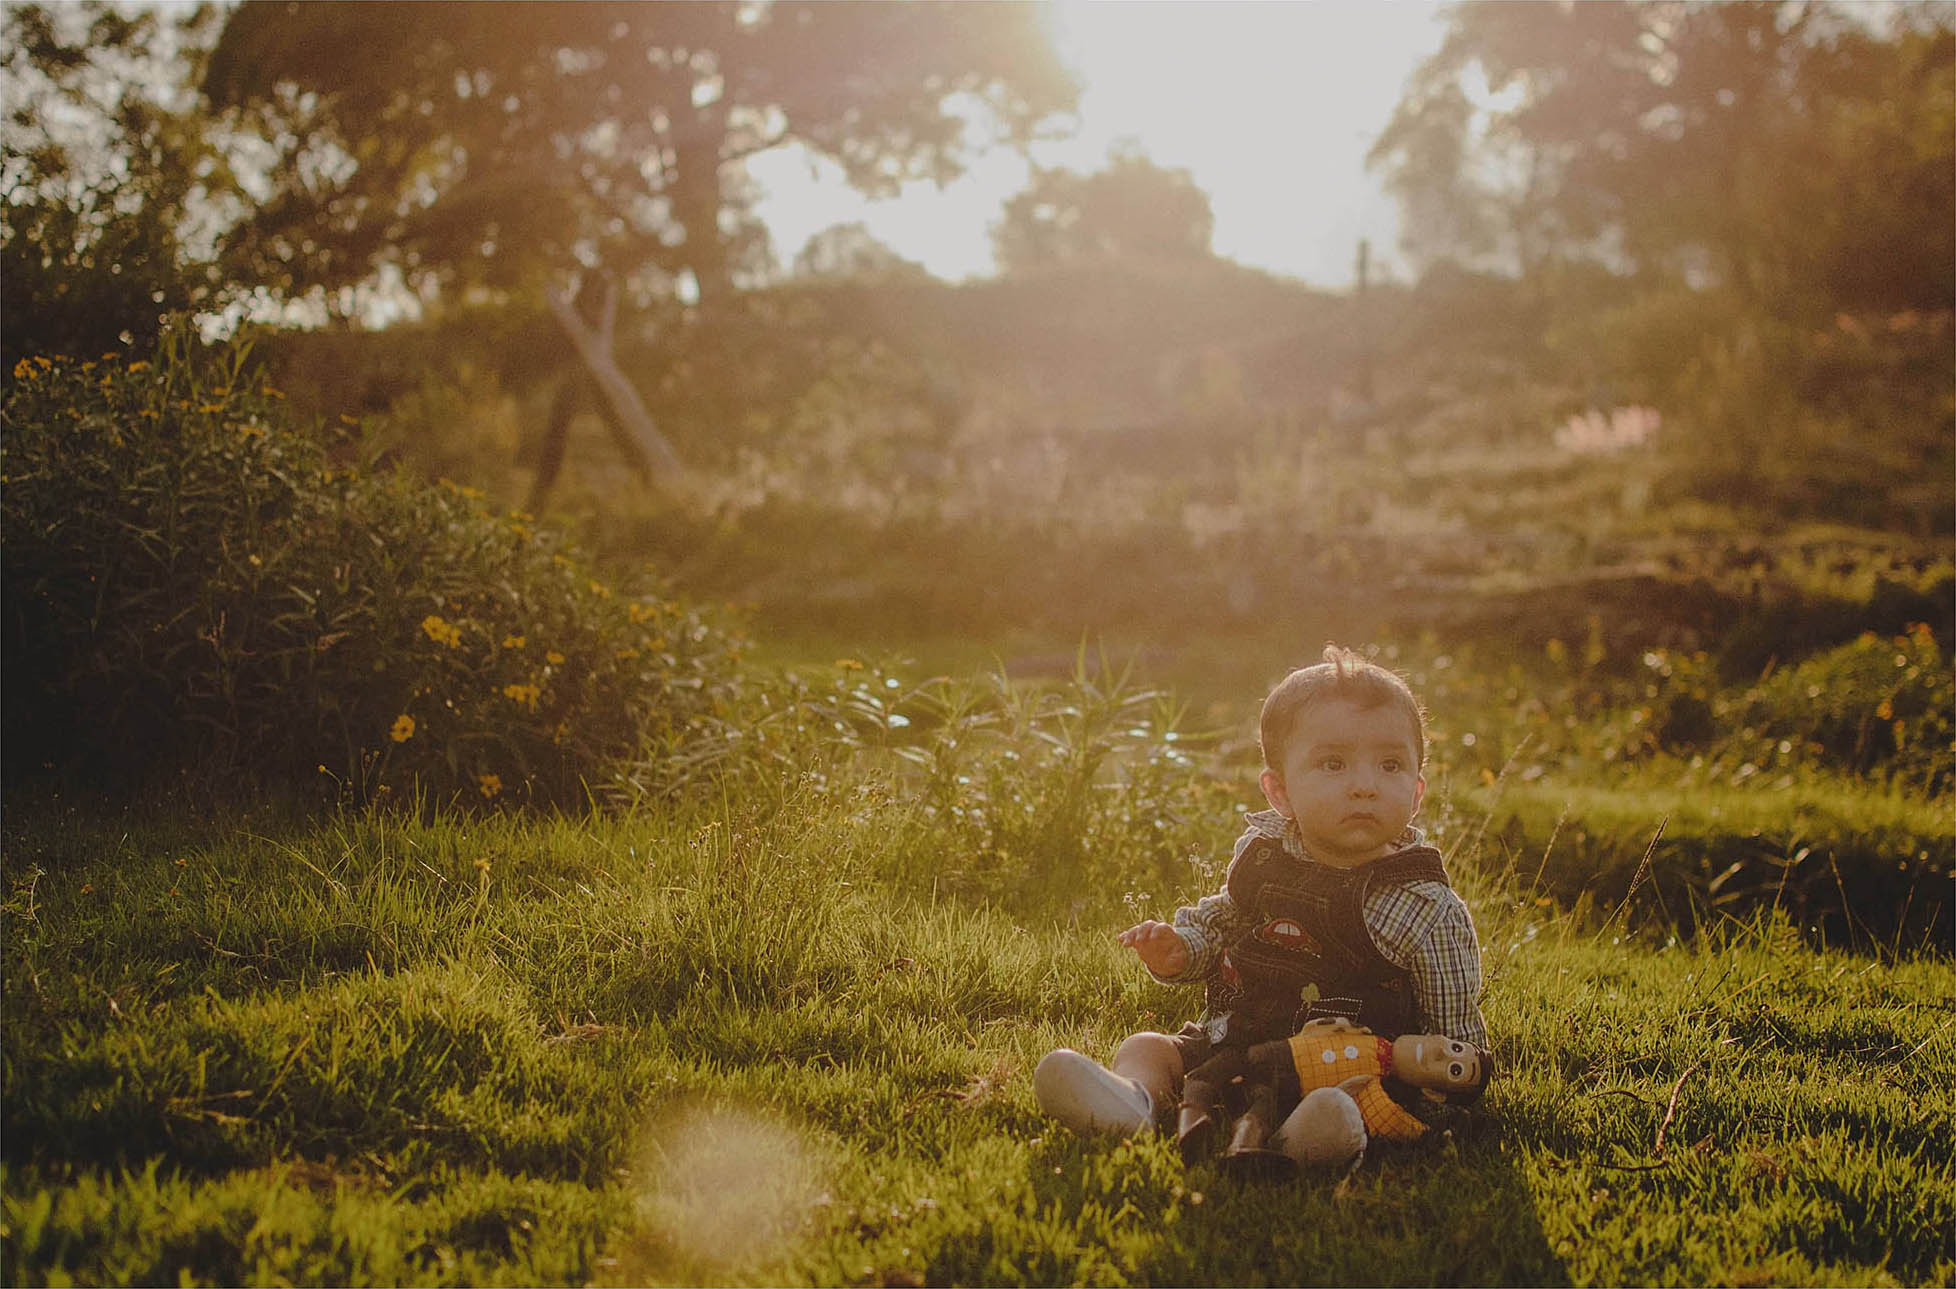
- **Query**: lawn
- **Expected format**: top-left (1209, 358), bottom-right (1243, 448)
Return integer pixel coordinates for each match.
top-left (4, 770), bottom-right (1948, 1287)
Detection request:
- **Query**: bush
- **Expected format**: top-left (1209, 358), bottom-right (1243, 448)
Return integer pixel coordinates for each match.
top-left (1, 328), bottom-right (746, 807)
top-left (1738, 625), bottom-right (1953, 794)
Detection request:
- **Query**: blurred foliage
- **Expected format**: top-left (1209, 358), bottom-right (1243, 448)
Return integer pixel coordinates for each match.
top-left (1370, 2), bottom-right (1953, 522)
top-left (0, 329), bottom-right (746, 808)
top-left (201, 1), bottom-right (1076, 310)
top-left (1372, 1), bottom-right (1954, 311)
top-left (0, 3), bottom-right (238, 374)
top-left (994, 144), bottom-right (1216, 272)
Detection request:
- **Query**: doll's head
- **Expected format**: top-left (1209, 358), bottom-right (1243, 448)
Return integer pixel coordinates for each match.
top-left (1389, 1032), bottom-right (1493, 1104)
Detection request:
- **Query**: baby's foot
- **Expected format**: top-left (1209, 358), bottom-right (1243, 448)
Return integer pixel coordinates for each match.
top-left (1032, 1049), bottom-right (1154, 1135)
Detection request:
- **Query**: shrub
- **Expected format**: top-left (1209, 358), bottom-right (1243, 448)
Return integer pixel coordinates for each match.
top-left (1738, 625), bottom-right (1953, 794)
top-left (1, 327), bottom-right (746, 807)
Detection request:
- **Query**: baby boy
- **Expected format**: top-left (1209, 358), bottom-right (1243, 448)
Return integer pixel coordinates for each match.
top-left (1034, 646), bottom-right (1489, 1137)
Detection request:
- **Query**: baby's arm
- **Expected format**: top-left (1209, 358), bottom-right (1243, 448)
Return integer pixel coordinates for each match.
top-left (1117, 921), bottom-right (1188, 977)
top-left (1406, 893), bottom-right (1490, 1051)
top-left (1120, 887), bottom-right (1248, 984)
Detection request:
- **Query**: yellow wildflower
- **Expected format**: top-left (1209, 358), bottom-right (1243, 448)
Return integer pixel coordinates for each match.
top-left (12, 358), bottom-right (35, 379)
top-left (627, 602), bottom-right (654, 623)
top-left (615, 647), bottom-right (640, 661)
top-left (502, 634), bottom-right (526, 650)
top-left (546, 650), bottom-right (566, 665)
top-left (836, 658), bottom-right (864, 671)
top-left (389, 714), bottom-right (416, 742)
top-left (588, 580), bottom-right (611, 598)
top-left (128, 361), bottom-right (150, 372)
top-left (420, 615), bottom-right (462, 648)
top-left (502, 682), bottom-right (541, 711)
top-left (478, 773), bottom-right (502, 799)
top-left (197, 403), bottom-right (226, 413)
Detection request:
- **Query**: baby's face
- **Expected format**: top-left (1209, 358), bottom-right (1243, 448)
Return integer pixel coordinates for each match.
top-left (1261, 698), bottom-right (1424, 868)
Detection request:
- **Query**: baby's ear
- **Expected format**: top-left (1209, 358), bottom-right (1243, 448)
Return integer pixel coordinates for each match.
top-left (1259, 768), bottom-right (1293, 817)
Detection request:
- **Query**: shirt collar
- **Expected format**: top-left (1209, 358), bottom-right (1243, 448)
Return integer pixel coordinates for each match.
top-left (1245, 808), bottom-right (1427, 861)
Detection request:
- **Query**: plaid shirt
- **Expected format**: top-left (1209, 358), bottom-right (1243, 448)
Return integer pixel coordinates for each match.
top-left (1156, 810), bottom-right (1489, 1051)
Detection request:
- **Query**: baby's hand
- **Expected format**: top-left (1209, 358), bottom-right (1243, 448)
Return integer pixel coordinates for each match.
top-left (1118, 920), bottom-right (1189, 978)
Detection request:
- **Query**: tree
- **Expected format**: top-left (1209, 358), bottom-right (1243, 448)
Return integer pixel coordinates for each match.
top-left (791, 222), bottom-right (929, 283)
top-left (203, 1), bottom-right (1076, 312)
top-left (199, 2), bottom-right (1074, 501)
top-left (993, 145), bottom-right (1215, 272)
top-left (1368, 1), bottom-right (1954, 313)
top-left (1, 3), bottom-right (236, 373)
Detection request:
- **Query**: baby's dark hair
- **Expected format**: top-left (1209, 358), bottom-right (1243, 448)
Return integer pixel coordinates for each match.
top-left (1259, 645), bottom-right (1426, 772)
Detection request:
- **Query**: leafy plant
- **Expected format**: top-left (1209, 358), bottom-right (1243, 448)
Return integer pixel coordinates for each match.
top-left (0, 327), bottom-right (746, 807)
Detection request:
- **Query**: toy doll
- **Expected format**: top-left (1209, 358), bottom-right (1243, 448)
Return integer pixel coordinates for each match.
top-left (1178, 1017), bottom-right (1491, 1180)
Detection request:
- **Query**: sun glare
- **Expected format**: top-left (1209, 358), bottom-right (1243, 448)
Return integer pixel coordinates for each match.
top-left (1039, 1), bottom-right (1448, 283)
top-left (747, 1), bottom-right (1448, 286)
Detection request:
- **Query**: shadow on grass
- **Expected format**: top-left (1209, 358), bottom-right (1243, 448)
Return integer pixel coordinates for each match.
top-left (993, 1123), bottom-right (1565, 1288)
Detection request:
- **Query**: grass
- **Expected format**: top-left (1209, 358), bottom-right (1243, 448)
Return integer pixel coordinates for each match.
top-left (4, 772), bottom-right (1950, 1287)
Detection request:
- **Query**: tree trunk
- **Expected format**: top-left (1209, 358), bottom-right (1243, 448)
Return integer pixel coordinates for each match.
top-left (543, 279), bottom-right (687, 488)
top-left (524, 372), bottom-right (583, 514)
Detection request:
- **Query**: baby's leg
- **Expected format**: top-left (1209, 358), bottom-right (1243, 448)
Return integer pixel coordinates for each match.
top-left (1110, 1031), bottom-right (1186, 1111)
top-left (1033, 1031), bottom-right (1185, 1136)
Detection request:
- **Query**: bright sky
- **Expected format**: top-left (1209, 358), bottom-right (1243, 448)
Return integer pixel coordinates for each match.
top-left (747, 0), bottom-right (1451, 289)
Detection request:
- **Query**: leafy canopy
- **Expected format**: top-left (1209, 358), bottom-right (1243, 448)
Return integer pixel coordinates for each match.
top-left (993, 145), bottom-right (1215, 273)
top-left (1369, 0), bottom-right (1954, 313)
top-left (203, 1), bottom-right (1078, 308)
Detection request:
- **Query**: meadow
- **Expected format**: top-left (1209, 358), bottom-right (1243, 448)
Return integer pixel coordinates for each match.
top-left (3, 739), bottom-right (1950, 1287)
top-left (3, 317), bottom-right (1951, 1286)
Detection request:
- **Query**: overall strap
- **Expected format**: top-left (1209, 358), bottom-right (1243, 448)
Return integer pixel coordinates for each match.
top-left (1362, 845), bottom-right (1449, 890)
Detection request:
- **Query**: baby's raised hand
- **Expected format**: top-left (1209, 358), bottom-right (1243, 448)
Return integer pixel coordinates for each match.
top-left (1118, 920), bottom-right (1189, 978)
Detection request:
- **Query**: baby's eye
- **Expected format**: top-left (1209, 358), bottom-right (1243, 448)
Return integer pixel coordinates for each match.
top-left (1381, 758), bottom-right (1403, 773)
top-left (1319, 757), bottom-right (1344, 771)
